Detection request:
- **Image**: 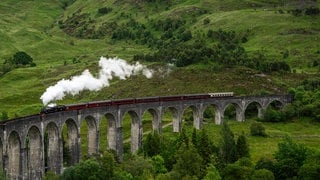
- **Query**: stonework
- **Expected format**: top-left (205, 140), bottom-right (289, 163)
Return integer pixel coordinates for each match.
top-left (0, 94), bottom-right (292, 179)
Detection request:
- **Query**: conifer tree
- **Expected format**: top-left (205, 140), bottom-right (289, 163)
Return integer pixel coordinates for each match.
top-left (219, 121), bottom-right (237, 165)
top-left (198, 129), bottom-right (211, 165)
top-left (236, 132), bottom-right (250, 159)
top-left (191, 128), bottom-right (198, 147)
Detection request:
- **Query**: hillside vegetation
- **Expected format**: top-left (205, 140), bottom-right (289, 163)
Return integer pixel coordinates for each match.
top-left (0, 0), bottom-right (319, 117)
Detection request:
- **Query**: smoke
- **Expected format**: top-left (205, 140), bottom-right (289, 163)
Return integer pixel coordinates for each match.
top-left (40, 57), bottom-right (153, 105)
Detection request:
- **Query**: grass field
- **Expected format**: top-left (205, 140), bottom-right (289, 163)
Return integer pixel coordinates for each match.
top-left (1, 0), bottom-right (320, 165)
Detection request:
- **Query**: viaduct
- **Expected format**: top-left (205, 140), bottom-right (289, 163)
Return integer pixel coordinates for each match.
top-left (0, 94), bottom-right (292, 179)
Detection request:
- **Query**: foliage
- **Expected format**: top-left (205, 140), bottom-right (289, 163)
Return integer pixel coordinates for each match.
top-left (97, 7), bottom-right (112, 15)
top-left (251, 169), bottom-right (275, 180)
top-left (143, 131), bottom-right (162, 157)
top-left (250, 122), bottom-right (267, 137)
top-left (286, 83), bottom-right (320, 121)
top-left (1, 51), bottom-right (35, 76)
top-left (61, 158), bottom-right (106, 180)
top-left (151, 155), bottom-right (167, 174)
top-left (222, 157), bottom-right (254, 180)
top-left (261, 107), bottom-right (286, 122)
top-left (0, 111), bottom-right (9, 121)
top-left (172, 143), bottom-right (203, 179)
top-left (273, 136), bottom-right (308, 179)
top-left (203, 164), bottom-right (221, 180)
top-left (121, 154), bottom-right (153, 177)
top-left (236, 133), bottom-right (250, 159)
top-left (219, 121), bottom-right (237, 165)
top-left (255, 157), bottom-right (276, 173)
top-left (298, 150), bottom-right (320, 180)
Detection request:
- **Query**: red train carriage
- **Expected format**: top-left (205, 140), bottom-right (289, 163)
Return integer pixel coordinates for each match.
top-left (183, 94), bottom-right (211, 100)
top-left (87, 100), bottom-right (112, 108)
top-left (159, 95), bottom-right (184, 102)
top-left (111, 98), bottom-right (136, 106)
top-left (65, 103), bottom-right (87, 111)
top-left (136, 97), bottom-right (160, 103)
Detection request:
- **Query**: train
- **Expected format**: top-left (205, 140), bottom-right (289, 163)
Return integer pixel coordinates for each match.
top-left (40, 92), bottom-right (234, 114)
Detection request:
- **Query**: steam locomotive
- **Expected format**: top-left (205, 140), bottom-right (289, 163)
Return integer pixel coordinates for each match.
top-left (40, 92), bottom-right (234, 114)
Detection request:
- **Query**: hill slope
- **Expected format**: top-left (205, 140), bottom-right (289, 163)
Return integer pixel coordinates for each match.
top-left (0, 0), bottom-right (319, 118)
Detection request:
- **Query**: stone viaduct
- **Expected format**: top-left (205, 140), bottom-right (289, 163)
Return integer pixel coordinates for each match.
top-left (0, 94), bottom-right (292, 179)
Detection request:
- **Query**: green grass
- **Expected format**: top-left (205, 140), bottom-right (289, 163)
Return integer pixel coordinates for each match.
top-left (1, 0), bottom-right (319, 118)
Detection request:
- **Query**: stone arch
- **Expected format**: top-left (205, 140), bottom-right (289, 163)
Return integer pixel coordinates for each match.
top-left (244, 101), bottom-right (263, 119)
top-left (44, 122), bottom-right (60, 174)
top-left (142, 108), bottom-right (159, 134)
top-left (7, 131), bottom-right (21, 179)
top-left (222, 102), bottom-right (244, 122)
top-left (266, 99), bottom-right (285, 110)
top-left (182, 105), bottom-right (201, 129)
top-left (62, 118), bottom-right (79, 166)
top-left (203, 104), bottom-right (220, 124)
top-left (163, 106), bottom-right (180, 132)
top-left (81, 116), bottom-right (98, 157)
top-left (26, 126), bottom-right (43, 179)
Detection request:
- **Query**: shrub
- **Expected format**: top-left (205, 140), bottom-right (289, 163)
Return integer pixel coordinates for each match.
top-left (250, 122), bottom-right (267, 137)
top-left (98, 7), bottom-right (112, 15)
top-left (251, 169), bottom-right (275, 180)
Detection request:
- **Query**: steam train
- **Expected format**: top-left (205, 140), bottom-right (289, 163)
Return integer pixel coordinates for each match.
top-left (40, 92), bottom-right (234, 114)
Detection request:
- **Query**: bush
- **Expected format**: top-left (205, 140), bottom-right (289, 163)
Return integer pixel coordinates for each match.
top-left (250, 122), bottom-right (267, 137)
top-left (98, 7), bottom-right (112, 15)
top-left (251, 169), bottom-right (275, 180)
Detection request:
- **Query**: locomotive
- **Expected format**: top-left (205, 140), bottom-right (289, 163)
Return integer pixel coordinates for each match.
top-left (40, 92), bottom-right (234, 114)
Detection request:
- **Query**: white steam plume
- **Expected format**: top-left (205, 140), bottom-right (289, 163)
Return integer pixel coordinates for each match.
top-left (40, 57), bottom-right (153, 105)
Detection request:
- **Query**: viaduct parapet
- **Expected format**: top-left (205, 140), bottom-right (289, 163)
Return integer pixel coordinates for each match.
top-left (0, 94), bottom-right (292, 179)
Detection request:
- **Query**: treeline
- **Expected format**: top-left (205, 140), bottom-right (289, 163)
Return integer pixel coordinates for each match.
top-left (45, 122), bottom-right (320, 180)
top-left (259, 77), bottom-right (320, 123)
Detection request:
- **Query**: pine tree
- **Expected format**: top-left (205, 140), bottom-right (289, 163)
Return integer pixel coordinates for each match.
top-left (198, 129), bottom-right (211, 165)
top-left (219, 121), bottom-right (237, 165)
top-left (191, 128), bottom-right (198, 147)
top-left (178, 128), bottom-right (189, 148)
top-left (236, 132), bottom-right (250, 159)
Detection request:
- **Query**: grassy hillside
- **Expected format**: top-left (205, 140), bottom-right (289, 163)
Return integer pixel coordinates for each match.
top-left (0, 0), bottom-right (319, 118)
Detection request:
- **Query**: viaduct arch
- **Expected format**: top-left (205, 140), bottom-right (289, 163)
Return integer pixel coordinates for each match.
top-left (0, 94), bottom-right (292, 179)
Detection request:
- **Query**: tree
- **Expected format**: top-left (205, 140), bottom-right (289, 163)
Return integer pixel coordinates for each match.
top-left (236, 133), bottom-right (250, 159)
top-left (274, 136), bottom-right (307, 179)
top-left (12, 51), bottom-right (35, 66)
top-left (122, 155), bottom-right (153, 177)
top-left (173, 143), bottom-right (203, 179)
top-left (198, 129), bottom-right (212, 165)
top-left (151, 155), bottom-right (167, 174)
top-left (61, 158), bottom-right (105, 180)
top-left (255, 157), bottom-right (275, 173)
top-left (204, 164), bottom-right (221, 180)
top-left (0, 111), bottom-right (9, 121)
top-left (143, 132), bottom-right (161, 157)
top-left (251, 169), bottom-right (275, 180)
top-left (99, 151), bottom-right (115, 179)
top-left (298, 150), bottom-right (320, 179)
top-left (222, 158), bottom-right (254, 180)
top-left (250, 122), bottom-right (267, 137)
top-left (219, 121), bottom-right (237, 165)
top-left (191, 128), bottom-right (198, 147)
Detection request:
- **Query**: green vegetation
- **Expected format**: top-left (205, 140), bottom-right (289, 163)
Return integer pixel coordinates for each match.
top-left (1, 0), bottom-right (320, 179)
